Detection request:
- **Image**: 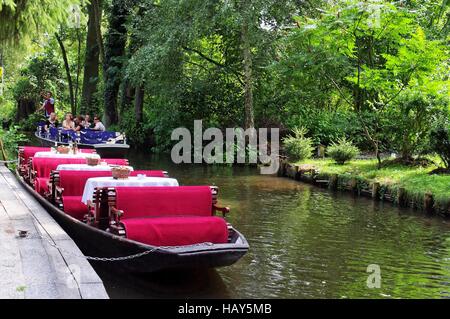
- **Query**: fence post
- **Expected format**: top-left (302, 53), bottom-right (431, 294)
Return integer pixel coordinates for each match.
top-left (349, 178), bottom-right (357, 193)
top-left (424, 192), bottom-right (434, 214)
top-left (397, 187), bottom-right (407, 207)
top-left (329, 174), bottom-right (338, 190)
top-left (372, 182), bottom-right (380, 200)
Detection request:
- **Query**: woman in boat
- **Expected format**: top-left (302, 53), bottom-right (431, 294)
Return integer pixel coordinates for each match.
top-left (43, 113), bottom-right (59, 132)
top-left (92, 116), bottom-right (106, 132)
top-left (62, 113), bottom-right (76, 130)
top-left (82, 114), bottom-right (92, 129)
top-left (74, 115), bottom-right (84, 132)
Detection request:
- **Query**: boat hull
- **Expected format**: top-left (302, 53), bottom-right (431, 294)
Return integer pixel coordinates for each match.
top-left (35, 132), bottom-right (130, 158)
top-left (16, 172), bottom-right (249, 273)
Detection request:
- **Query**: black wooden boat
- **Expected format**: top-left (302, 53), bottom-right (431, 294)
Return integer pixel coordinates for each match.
top-left (35, 128), bottom-right (130, 158)
top-left (15, 171), bottom-right (249, 273)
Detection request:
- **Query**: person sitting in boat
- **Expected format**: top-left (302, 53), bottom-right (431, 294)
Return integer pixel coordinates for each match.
top-left (43, 112), bottom-right (59, 132)
top-left (82, 114), bottom-right (92, 129)
top-left (74, 115), bottom-right (84, 132)
top-left (92, 116), bottom-right (106, 132)
top-left (62, 113), bottom-right (76, 130)
top-left (38, 91), bottom-right (55, 118)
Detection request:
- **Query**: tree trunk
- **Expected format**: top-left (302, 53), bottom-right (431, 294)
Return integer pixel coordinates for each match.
top-left (0, 49), bottom-right (4, 96)
top-left (119, 79), bottom-right (135, 115)
top-left (92, 0), bottom-right (105, 66)
top-left (16, 99), bottom-right (35, 122)
top-left (103, 0), bottom-right (129, 126)
top-left (80, 0), bottom-right (101, 115)
top-left (55, 32), bottom-right (75, 114)
top-left (75, 28), bottom-right (82, 112)
top-left (135, 85), bottom-right (144, 123)
top-left (241, 21), bottom-right (254, 130)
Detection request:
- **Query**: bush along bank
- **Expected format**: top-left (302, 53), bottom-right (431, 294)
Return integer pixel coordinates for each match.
top-left (277, 159), bottom-right (450, 217)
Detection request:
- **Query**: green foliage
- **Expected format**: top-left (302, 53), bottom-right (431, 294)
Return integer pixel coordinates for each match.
top-left (17, 113), bottom-right (45, 132)
top-left (0, 95), bottom-right (15, 122)
top-left (284, 109), bottom-right (366, 148)
top-left (125, 0), bottom-right (305, 146)
top-left (274, 0), bottom-right (449, 158)
top-left (385, 91), bottom-right (449, 158)
top-left (0, 126), bottom-right (26, 160)
top-left (11, 50), bottom-right (64, 101)
top-left (282, 127), bottom-right (314, 162)
top-left (429, 126), bottom-right (450, 169)
top-left (327, 138), bottom-right (360, 165)
top-left (0, 0), bottom-right (81, 46)
top-left (114, 110), bottom-right (154, 148)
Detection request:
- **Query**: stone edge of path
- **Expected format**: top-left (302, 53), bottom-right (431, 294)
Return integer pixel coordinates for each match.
top-left (0, 164), bottom-right (109, 299)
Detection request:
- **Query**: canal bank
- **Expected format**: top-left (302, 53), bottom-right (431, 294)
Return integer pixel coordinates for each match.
top-left (0, 164), bottom-right (108, 299)
top-left (278, 160), bottom-right (450, 217)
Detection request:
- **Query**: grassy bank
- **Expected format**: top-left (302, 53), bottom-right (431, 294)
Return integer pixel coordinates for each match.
top-left (290, 158), bottom-right (450, 213)
top-left (0, 127), bottom-right (26, 168)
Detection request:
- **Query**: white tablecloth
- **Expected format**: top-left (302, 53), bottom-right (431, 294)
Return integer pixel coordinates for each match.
top-left (56, 164), bottom-right (134, 171)
top-left (34, 151), bottom-right (100, 159)
top-left (81, 176), bottom-right (179, 204)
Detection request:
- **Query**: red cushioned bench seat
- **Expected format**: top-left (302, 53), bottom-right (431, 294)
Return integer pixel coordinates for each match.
top-left (108, 186), bottom-right (230, 247)
top-left (57, 170), bottom-right (114, 220)
top-left (62, 196), bottom-right (91, 220)
top-left (20, 146), bottom-right (50, 165)
top-left (31, 158), bottom-right (127, 196)
top-left (18, 146), bottom-right (50, 178)
top-left (32, 157), bottom-right (87, 195)
top-left (35, 177), bottom-right (50, 194)
top-left (121, 216), bottom-right (228, 246)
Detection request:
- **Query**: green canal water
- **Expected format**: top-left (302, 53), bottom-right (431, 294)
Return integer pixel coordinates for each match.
top-left (91, 151), bottom-right (450, 299)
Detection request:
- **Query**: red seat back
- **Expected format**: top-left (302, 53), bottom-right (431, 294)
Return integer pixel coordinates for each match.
top-left (21, 146), bottom-right (94, 165)
top-left (101, 158), bottom-right (128, 166)
top-left (130, 170), bottom-right (166, 178)
top-left (115, 186), bottom-right (213, 219)
top-left (32, 158), bottom-right (86, 178)
top-left (59, 170), bottom-right (113, 196)
top-left (21, 146), bottom-right (50, 164)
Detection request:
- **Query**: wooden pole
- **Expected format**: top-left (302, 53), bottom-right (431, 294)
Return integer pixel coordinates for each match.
top-left (329, 174), bottom-right (338, 190)
top-left (349, 178), bottom-right (357, 192)
top-left (424, 192), bottom-right (434, 214)
top-left (397, 187), bottom-right (406, 207)
top-left (311, 169), bottom-right (317, 183)
top-left (372, 182), bottom-right (380, 200)
top-left (294, 165), bottom-right (300, 180)
top-left (0, 138), bottom-right (8, 167)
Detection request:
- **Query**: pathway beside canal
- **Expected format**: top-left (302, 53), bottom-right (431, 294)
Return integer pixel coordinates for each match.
top-left (0, 164), bottom-right (108, 299)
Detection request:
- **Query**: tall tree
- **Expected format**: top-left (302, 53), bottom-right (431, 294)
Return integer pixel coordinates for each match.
top-left (240, 1), bottom-right (254, 130)
top-left (0, 0), bottom-right (80, 46)
top-left (103, 0), bottom-right (131, 126)
top-left (81, 0), bottom-right (103, 114)
top-left (55, 31), bottom-right (76, 114)
top-left (126, 0), bottom-right (300, 131)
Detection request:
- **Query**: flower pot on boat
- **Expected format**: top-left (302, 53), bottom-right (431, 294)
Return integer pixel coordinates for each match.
top-left (112, 166), bottom-right (131, 179)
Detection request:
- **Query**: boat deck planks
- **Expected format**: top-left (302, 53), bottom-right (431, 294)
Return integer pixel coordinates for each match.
top-left (0, 164), bottom-right (109, 299)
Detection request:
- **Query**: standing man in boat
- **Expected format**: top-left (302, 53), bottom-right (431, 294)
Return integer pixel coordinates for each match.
top-left (38, 91), bottom-right (55, 118)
